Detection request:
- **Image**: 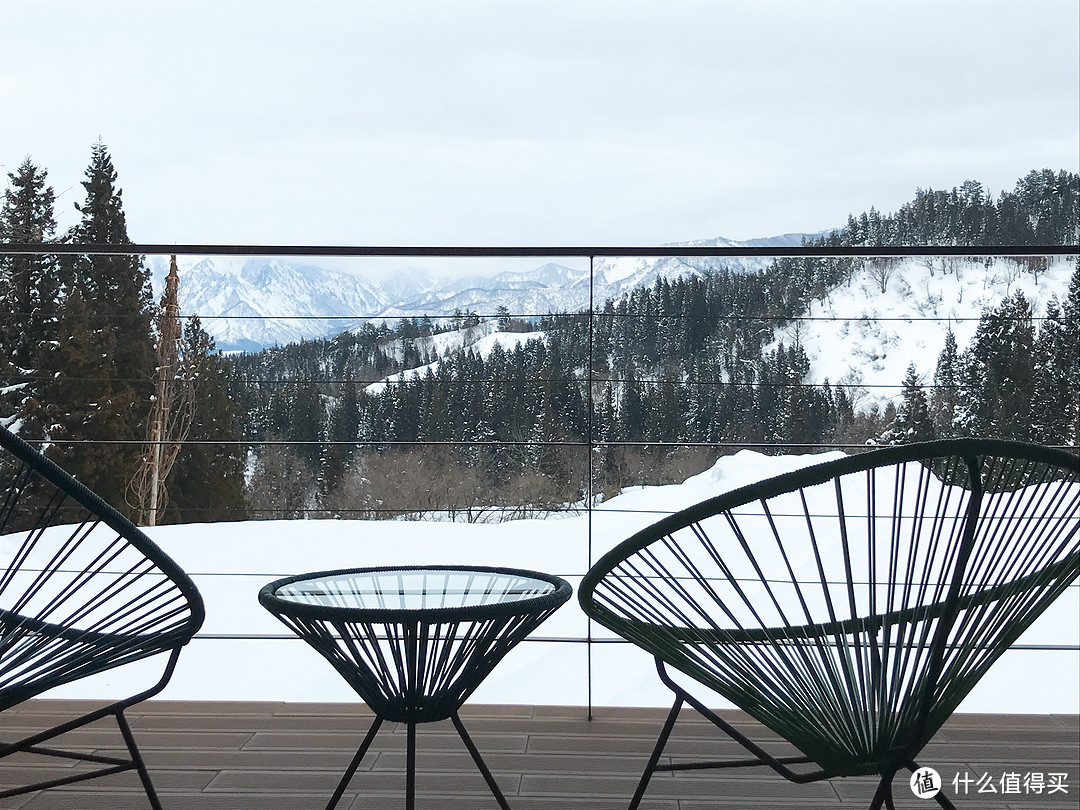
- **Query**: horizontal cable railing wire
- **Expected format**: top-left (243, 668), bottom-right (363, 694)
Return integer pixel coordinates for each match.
top-left (0, 309), bottom-right (1064, 323)
top-left (13, 439), bottom-right (1080, 454)
top-left (186, 633), bottom-right (1077, 651)
top-left (2, 242), bottom-right (1077, 258)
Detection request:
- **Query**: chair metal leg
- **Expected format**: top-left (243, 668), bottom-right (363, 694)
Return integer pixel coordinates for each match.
top-left (628, 695), bottom-right (684, 810)
top-left (0, 698), bottom-right (168, 809)
top-left (115, 708), bottom-right (164, 810)
top-left (868, 772), bottom-right (891, 810)
top-left (326, 715), bottom-right (384, 810)
top-left (451, 712), bottom-right (513, 810)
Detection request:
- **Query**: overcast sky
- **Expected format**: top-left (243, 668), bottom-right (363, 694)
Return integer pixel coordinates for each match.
top-left (1, 0), bottom-right (1078, 249)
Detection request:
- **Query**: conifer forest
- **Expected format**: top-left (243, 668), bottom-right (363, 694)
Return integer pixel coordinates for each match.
top-left (2, 146), bottom-right (1078, 524)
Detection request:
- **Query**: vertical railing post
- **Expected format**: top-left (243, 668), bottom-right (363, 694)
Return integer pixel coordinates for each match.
top-left (587, 254), bottom-right (595, 720)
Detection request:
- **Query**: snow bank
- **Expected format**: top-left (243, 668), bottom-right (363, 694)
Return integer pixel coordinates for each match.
top-left (40, 450), bottom-right (1079, 713)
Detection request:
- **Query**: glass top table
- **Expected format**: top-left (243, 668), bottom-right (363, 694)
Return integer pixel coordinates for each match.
top-left (259, 565), bottom-right (572, 810)
top-left (270, 567), bottom-right (559, 612)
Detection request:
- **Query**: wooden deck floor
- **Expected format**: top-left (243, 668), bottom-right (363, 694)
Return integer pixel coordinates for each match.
top-left (1, 699), bottom-right (1077, 809)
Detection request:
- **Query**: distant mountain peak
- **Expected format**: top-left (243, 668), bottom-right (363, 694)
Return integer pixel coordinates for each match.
top-left (151, 233), bottom-right (821, 352)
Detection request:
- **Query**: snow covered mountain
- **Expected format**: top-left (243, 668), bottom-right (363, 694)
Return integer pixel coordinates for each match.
top-left (375, 262), bottom-right (592, 321)
top-left (149, 256), bottom-right (393, 352)
top-left (149, 241), bottom-right (1077, 421)
top-left (590, 234), bottom-right (804, 300)
top-left (149, 234), bottom-right (814, 351)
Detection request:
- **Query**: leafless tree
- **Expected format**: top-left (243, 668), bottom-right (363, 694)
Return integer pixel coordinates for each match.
top-left (130, 256), bottom-right (194, 526)
top-left (246, 439), bottom-right (316, 520)
top-left (867, 258), bottom-right (899, 294)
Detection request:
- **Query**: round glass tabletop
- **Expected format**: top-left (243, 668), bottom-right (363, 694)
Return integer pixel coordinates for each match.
top-left (271, 567), bottom-right (558, 612)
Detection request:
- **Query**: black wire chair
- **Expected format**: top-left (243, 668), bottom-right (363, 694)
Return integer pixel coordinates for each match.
top-left (0, 425), bottom-right (205, 808)
top-left (579, 439), bottom-right (1079, 810)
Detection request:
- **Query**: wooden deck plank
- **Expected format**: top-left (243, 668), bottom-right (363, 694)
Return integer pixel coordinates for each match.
top-left (0, 700), bottom-right (1076, 809)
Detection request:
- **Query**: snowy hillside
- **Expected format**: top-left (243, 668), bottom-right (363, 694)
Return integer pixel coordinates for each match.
top-left (366, 321), bottom-right (545, 395)
top-left (358, 253), bottom-right (1077, 419)
top-left (771, 255), bottom-right (1077, 412)
top-left (39, 450), bottom-right (1079, 713)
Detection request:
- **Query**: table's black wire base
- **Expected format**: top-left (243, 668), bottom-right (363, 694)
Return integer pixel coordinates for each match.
top-left (326, 711), bottom-right (512, 810)
top-left (259, 567), bottom-right (571, 809)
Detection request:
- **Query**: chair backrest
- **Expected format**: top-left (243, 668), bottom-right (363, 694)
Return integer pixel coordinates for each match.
top-left (0, 426), bottom-right (204, 710)
top-left (580, 439), bottom-right (1079, 775)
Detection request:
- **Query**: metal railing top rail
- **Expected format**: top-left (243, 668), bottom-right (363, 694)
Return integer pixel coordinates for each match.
top-left (2, 242), bottom-right (1078, 259)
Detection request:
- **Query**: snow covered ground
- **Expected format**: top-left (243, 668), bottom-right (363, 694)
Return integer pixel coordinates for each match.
top-left (39, 450), bottom-right (1079, 714)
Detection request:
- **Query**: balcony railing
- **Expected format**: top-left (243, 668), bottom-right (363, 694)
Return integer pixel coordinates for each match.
top-left (1, 242), bottom-right (1077, 715)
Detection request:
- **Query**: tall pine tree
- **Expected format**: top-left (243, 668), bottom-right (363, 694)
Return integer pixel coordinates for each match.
top-left (51, 142), bottom-right (156, 515)
top-left (1031, 262), bottom-right (1080, 445)
top-left (958, 292), bottom-right (1036, 440)
top-left (0, 158), bottom-right (61, 436)
top-left (165, 317), bottom-right (248, 523)
top-left (879, 363), bottom-right (934, 444)
top-left (931, 329), bottom-right (961, 438)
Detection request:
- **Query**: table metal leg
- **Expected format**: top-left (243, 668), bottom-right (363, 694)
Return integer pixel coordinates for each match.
top-left (406, 722), bottom-right (417, 810)
top-left (322, 712), bottom-right (513, 810)
top-left (451, 712), bottom-right (513, 810)
top-left (326, 715), bottom-right (384, 810)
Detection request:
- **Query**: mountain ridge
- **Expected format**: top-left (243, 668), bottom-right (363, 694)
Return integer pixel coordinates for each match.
top-left (151, 233), bottom-right (818, 351)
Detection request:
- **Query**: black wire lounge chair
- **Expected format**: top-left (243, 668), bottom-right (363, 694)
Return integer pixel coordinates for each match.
top-left (0, 425), bottom-right (205, 808)
top-left (579, 439), bottom-right (1079, 810)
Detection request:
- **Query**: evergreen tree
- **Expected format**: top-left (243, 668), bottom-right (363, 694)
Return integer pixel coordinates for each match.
top-left (654, 369), bottom-right (685, 443)
top-left (0, 158), bottom-right (60, 434)
top-left (1032, 262), bottom-right (1080, 445)
top-left (880, 363), bottom-right (934, 444)
top-left (321, 380), bottom-right (360, 495)
top-left (52, 142), bottom-right (156, 514)
top-left (1061, 262), bottom-right (1080, 445)
top-left (617, 367), bottom-right (648, 442)
top-left (1031, 299), bottom-right (1070, 443)
top-left (931, 329), bottom-right (961, 438)
top-left (165, 317), bottom-right (247, 523)
top-left (46, 288), bottom-right (124, 489)
top-left (959, 292), bottom-right (1036, 440)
